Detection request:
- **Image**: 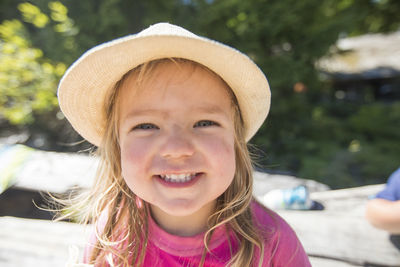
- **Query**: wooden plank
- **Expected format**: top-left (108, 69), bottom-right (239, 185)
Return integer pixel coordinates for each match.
top-left (14, 150), bottom-right (97, 193)
top-left (0, 216), bottom-right (368, 267)
top-left (3, 148), bottom-right (399, 266)
top-left (267, 185), bottom-right (400, 266)
top-left (309, 256), bottom-right (362, 267)
top-left (310, 184), bottom-right (385, 201)
top-left (0, 216), bottom-right (89, 267)
top-left (278, 209), bottom-right (400, 266)
top-left (2, 215), bottom-right (395, 267)
top-left (308, 184), bottom-right (386, 216)
top-left (253, 171), bottom-right (330, 196)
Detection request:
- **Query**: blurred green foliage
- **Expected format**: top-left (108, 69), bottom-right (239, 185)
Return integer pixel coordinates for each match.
top-left (0, 0), bottom-right (399, 188)
top-left (0, 17), bottom-right (65, 124)
top-left (296, 102), bottom-right (400, 188)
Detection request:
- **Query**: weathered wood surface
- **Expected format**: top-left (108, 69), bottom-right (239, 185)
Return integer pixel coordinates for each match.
top-left (309, 257), bottom-right (362, 267)
top-left (252, 176), bottom-right (400, 266)
top-left (0, 216), bottom-right (89, 267)
top-left (276, 185), bottom-right (400, 267)
top-left (1, 147), bottom-right (399, 266)
top-left (0, 216), bottom-right (367, 267)
top-left (13, 150), bottom-right (97, 193)
top-left (253, 171), bottom-right (330, 194)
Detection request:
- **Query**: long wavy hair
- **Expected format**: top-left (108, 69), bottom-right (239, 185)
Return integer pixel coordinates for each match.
top-left (59, 58), bottom-right (267, 266)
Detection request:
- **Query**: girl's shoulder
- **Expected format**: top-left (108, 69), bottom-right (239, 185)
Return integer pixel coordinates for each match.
top-left (250, 199), bottom-right (311, 266)
top-left (250, 199), bottom-right (289, 233)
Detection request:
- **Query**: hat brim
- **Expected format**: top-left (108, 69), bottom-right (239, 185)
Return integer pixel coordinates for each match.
top-left (58, 33), bottom-right (270, 146)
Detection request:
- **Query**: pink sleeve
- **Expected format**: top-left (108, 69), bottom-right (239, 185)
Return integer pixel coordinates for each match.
top-left (251, 201), bottom-right (311, 267)
top-left (268, 215), bottom-right (311, 266)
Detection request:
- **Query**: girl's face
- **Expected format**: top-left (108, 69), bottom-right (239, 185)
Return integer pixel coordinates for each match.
top-left (118, 62), bottom-right (236, 223)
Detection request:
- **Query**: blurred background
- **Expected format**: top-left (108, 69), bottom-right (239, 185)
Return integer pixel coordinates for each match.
top-left (0, 0), bottom-right (399, 189)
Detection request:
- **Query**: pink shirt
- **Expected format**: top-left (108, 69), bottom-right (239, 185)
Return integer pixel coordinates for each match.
top-left (84, 201), bottom-right (311, 266)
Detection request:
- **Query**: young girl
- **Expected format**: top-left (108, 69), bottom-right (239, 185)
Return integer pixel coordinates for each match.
top-left (58, 23), bottom-right (311, 267)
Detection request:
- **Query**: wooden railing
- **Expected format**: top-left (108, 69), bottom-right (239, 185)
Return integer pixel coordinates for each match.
top-left (278, 185), bottom-right (400, 266)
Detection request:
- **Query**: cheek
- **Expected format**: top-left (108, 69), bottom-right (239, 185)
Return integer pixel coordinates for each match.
top-left (120, 138), bottom-right (151, 183)
top-left (219, 143), bottom-right (236, 181)
top-left (204, 134), bottom-right (236, 180)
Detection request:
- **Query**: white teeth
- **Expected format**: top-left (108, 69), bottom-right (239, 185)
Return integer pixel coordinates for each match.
top-left (160, 173), bottom-right (196, 183)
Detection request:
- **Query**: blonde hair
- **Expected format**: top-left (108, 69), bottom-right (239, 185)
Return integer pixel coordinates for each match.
top-left (60, 58), bottom-right (267, 266)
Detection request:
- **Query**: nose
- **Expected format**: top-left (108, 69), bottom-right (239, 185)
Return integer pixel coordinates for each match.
top-left (159, 128), bottom-right (195, 159)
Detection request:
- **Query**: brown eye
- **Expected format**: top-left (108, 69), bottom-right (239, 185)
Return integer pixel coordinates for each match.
top-left (194, 120), bottom-right (218, 128)
top-left (133, 123), bottom-right (159, 130)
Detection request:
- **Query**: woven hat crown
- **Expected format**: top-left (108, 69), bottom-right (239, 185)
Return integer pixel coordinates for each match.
top-left (139, 22), bottom-right (197, 37)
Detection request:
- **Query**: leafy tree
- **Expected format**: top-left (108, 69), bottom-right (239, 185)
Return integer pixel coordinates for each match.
top-left (0, 1), bottom-right (80, 125)
top-left (1, 0), bottom-right (399, 187)
top-left (0, 19), bottom-right (63, 124)
top-left (187, 0), bottom-right (400, 186)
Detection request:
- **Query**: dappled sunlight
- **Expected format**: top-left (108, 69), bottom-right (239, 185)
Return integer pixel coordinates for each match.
top-left (1, 0), bottom-right (399, 266)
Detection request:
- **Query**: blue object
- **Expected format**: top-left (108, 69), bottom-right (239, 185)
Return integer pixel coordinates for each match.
top-left (376, 168), bottom-right (400, 201)
top-left (282, 185), bottom-right (312, 210)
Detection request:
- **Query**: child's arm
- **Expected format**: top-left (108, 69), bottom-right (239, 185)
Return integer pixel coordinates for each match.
top-left (366, 198), bottom-right (400, 234)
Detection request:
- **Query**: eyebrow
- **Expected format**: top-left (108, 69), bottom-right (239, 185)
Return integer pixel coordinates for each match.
top-left (123, 105), bottom-right (229, 120)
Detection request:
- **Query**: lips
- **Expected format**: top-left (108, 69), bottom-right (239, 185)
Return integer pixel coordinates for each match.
top-left (159, 173), bottom-right (197, 183)
top-left (155, 172), bottom-right (203, 187)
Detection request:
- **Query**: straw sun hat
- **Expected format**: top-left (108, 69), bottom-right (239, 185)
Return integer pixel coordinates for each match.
top-left (57, 23), bottom-right (271, 146)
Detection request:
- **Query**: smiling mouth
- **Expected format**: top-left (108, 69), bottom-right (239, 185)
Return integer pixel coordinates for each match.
top-left (158, 173), bottom-right (200, 183)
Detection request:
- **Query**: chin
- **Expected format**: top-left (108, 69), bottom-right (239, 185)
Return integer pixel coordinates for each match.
top-left (164, 203), bottom-right (202, 216)
top-left (159, 198), bottom-right (214, 217)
